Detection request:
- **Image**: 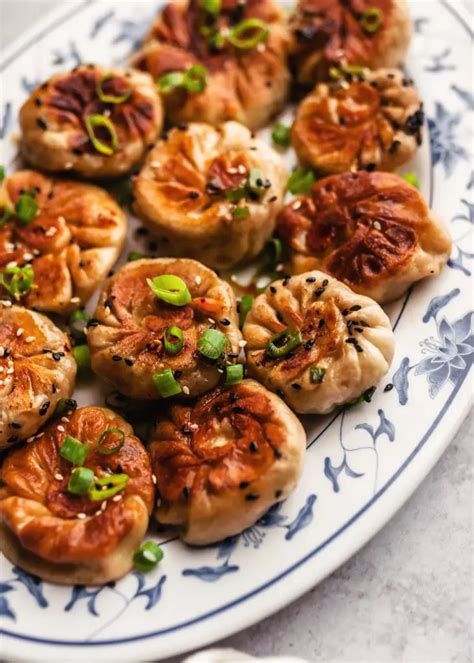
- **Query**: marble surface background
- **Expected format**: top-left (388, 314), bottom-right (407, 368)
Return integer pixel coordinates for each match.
top-left (1, 2), bottom-right (473, 662)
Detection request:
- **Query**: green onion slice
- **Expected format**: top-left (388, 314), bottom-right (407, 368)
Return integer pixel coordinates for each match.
top-left (85, 114), bottom-right (118, 156)
top-left (158, 71), bottom-right (185, 93)
top-left (60, 435), bottom-right (89, 466)
top-left (153, 369), bottom-right (182, 398)
top-left (402, 172), bottom-right (419, 189)
top-left (68, 467), bottom-right (94, 495)
top-left (233, 205), bottom-right (250, 218)
top-left (263, 237), bottom-right (283, 269)
top-left (359, 7), bottom-right (383, 33)
top-left (164, 325), bottom-right (185, 355)
top-left (127, 251), bottom-right (148, 262)
top-left (288, 167), bottom-right (315, 195)
top-left (73, 344), bottom-right (91, 374)
top-left (15, 192), bottom-right (39, 225)
top-left (229, 18), bottom-right (270, 49)
top-left (158, 65), bottom-right (207, 95)
top-left (225, 185), bottom-right (248, 202)
top-left (198, 328), bottom-right (229, 361)
top-left (54, 398), bottom-right (78, 417)
top-left (0, 165), bottom-right (5, 182)
top-left (97, 427), bottom-right (125, 456)
top-left (266, 327), bottom-right (302, 358)
top-left (133, 541), bottom-right (164, 573)
top-left (225, 363), bottom-right (243, 385)
top-left (0, 265), bottom-right (34, 300)
top-left (97, 74), bottom-right (132, 104)
top-left (147, 274), bottom-right (192, 306)
top-left (272, 122), bottom-right (291, 148)
top-left (310, 366), bottom-right (326, 384)
top-left (89, 473), bottom-right (129, 501)
top-left (239, 294), bottom-right (254, 327)
top-left (69, 309), bottom-right (90, 342)
top-left (0, 202), bottom-right (12, 227)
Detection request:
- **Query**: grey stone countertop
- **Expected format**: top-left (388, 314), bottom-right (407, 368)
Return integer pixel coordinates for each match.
top-left (1, 2), bottom-right (472, 662)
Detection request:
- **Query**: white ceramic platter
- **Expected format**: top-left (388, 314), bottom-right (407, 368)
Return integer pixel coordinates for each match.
top-left (0, 1), bottom-right (473, 660)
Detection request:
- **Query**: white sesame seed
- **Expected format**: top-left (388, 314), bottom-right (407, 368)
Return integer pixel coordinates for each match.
top-left (36, 432), bottom-right (44, 438)
top-left (151, 160), bottom-right (161, 168)
top-left (112, 494), bottom-right (122, 502)
top-left (23, 252), bottom-right (33, 261)
top-left (237, 164), bottom-right (247, 175)
top-left (64, 163), bottom-right (73, 169)
top-left (61, 417), bottom-right (69, 423)
top-left (0, 300), bottom-right (12, 307)
top-left (70, 297), bottom-right (80, 304)
top-left (152, 474), bottom-right (157, 484)
top-left (373, 221), bottom-right (382, 230)
top-left (0, 381), bottom-right (3, 386)
top-left (33, 248), bottom-right (41, 255)
top-left (6, 367), bottom-right (14, 375)
top-left (183, 385), bottom-right (190, 395)
top-left (77, 513), bottom-right (87, 520)
top-left (16, 328), bottom-right (23, 337)
top-left (26, 436), bottom-right (35, 443)
top-left (45, 227), bottom-right (57, 237)
top-left (57, 216), bottom-right (66, 224)
top-left (0, 346), bottom-right (4, 357)
top-left (57, 425), bottom-right (65, 432)
top-left (25, 336), bottom-right (35, 343)
top-left (257, 43), bottom-right (266, 53)
top-left (6, 261), bottom-right (17, 269)
top-left (101, 501), bottom-right (107, 511)
top-left (293, 200), bottom-right (302, 210)
top-left (0, 367), bottom-right (3, 372)
top-left (195, 275), bottom-right (202, 285)
top-left (103, 109), bottom-right (111, 117)
top-left (239, 340), bottom-right (247, 348)
top-left (156, 498), bottom-right (162, 507)
top-left (227, 167), bottom-right (238, 174)
top-left (208, 317), bottom-right (215, 324)
top-left (54, 473), bottom-right (64, 481)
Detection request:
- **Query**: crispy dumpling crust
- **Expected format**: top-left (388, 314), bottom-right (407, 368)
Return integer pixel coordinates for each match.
top-left (132, 0), bottom-right (290, 130)
top-left (292, 68), bottom-right (423, 175)
top-left (19, 65), bottom-right (163, 179)
top-left (0, 406), bottom-right (154, 585)
top-left (277, 172), bottom-right (452, 303)
top-left (243, 271), bottom-right (395, 414)
top-left (0, 171), bottom-right (127, 314)
top-left (87, 258), bottom-right (242, 400)
top-left (148, 379), bottom-right (306, 545)
top-left (133, 122), bottom-right (287, 269)
top-left (0, 305), bottom-right (76, 448)
top-left (289, 0), bottom-right (411, 84)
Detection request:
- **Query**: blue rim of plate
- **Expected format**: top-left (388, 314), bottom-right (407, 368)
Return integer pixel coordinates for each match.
top-left (0, 0), bottom-right (472, 648)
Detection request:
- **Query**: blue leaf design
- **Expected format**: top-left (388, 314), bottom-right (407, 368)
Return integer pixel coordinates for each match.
top-left (0, 102), bottom-right (12, 139)
top-left (12, 567), bottom-right (48, 608)
top-left (429, 102), bottom-right (469, 177)
top-left (324, 456), bottom-right (344, 493)
top-left (344, 464), bottom-right (365, 479)
top-left (354, 422), bottom-right (374, 439)
top-left (422, 289), bottom-right (460, 323)
top-left (0, 583), bottom-right (14, 593)
top-left (374, 409), bottom-right (395, 442)
top-left (64, 585), bottom-right (103, 616)
top-left (90, 10), bottom-right (115, 38)
top-left (393, 357), bottom-right (411, 405)
top-left (134, 574), bottom-right (166, 610)
top-left (217, 535), bottom-right (240, 560)
top-left (0, 595), bottom-right (15, 621)
top-left (182, 560), bottom-right (239, 582)
top-left (257, 501), bottom-right (286, 528)
top-left (451, 84), bottom-right (474, 111)
top-left (285, 494), bottom-right (317, 540)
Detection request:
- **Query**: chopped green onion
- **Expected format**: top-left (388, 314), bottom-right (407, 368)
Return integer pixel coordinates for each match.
top-left (0, 203), bottom-right (12, 227)
top-left (15, 192), bottom-right (39, 225)
top-left (402, 172), bottom-right (419, 189)
top-left (0, 265), bottom-right (35, 300)
top-left (147, 274), bottom-right (192, 306)
top-left (0, 166), bottom-right (5, 182)
top-left (127, 251), bottom-right (148, 262)
top-left (347, 386), bottom-right (376, 407)
top-left (54, 398), bottom-right (78, 417)
top-left (133, 541), bottom-right (164, 573)
top-left (85, 114), bottom-right (118, 156)
top-left (60, 435), bottom-right (89, 466)
top-left (263, 237), bottom-right (283, 269)
top-left (198, 328), bottom-right (229, 361)
top-left (158, 65), bottom-right (207, 95)
top-left (359, 7), bottom-right (383, 33)
top-left (96, 74), bottom-right (132, 104)
top-left (153, 368), bottom-right (182, 397)
top-left (69, 309), bottom-right (90, 342)
top-left (97, 427), bottom-right (125, 455)
top-left (89, 473), bottom-right (129, 501)
top-left (329, 66), bottom-right (343, 81)
top-left (266, 327), bottom-right (302, 358)
top-left (73, 344), bottom-right (91, 374)
top-left (68, 467), bottom-right (94, 495)
top-left (225, 185), bottom-right (247, 202)
top-left (164, 325), bottom-right (184, 355)
top-left (288, 167), bottom-right (315, 195)
top-left (239, 294), bottom-right (254, 327)
top-left (233, 205), bottom-right (250, 217)
top-left (229, 18), bottom-right (269, 49)
top-left (225, 363), bottom-right (243, 385)
top-left (202, 0), bottom-right (221, 15)
top-left (310, 366), bottom-right (326, 384)
top-left (272, 122), bottom-right (291, 148)
top-left (342, 64), bottom-right (366, 77)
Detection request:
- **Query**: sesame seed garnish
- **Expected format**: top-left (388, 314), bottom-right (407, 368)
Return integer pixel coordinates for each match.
top-left (239, 340), bottom-right (247, 348)
top-left (245, 493), bottom-right (259, 501)
top-left (54, 473), bottom-right (64, 481)
top-left (152, 474), bottom-right (157, 484)
top-left (16, 328), bottom-right (24, 337)
top-left (57, 425), bottom-right (65, 432)
top-left (112, 494), bottom-right (123, 502)
top-left (183, 385), bottom-right (190, 395)
top-left (77, 513), bottom-right (87, 520)
top-left (373, 221), bottom-right (382, 230)
top-left (25, 336), bottom-right (35, 343)
top-left (292, 200), bottom-right (302, 210)
top-left (70, 297), bottom-right (80, 304)
top-left (238, 164), bottom-right (247, 175)
top-left (0, 301), bottom-right (12, 308)
top-left (6, 261), bottom-right (18, 269)
top-left (195, 275), bottom-right (202, 285)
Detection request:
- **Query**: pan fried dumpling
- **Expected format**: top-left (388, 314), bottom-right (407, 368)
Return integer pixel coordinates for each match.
top-left (19, 65), bottom-right (163, 179)
top-left (0, 170), bottom-right (126, 315)
top-left (133, 122), bottom-right (287, 269)
top-left (0, 304), bottom-right (76, 448)
top-left (292, 68), bottom-right (423, 175)
top-left (289, 0), bottom-right (411, 84)
top-left (277, 171), bottom-right (452, 303)
top-left (132, 0), bottom-right (290, 131)
top-left (243, 271), bottom-right (395, 414)
top-left (87, 258), bottom-right (242, 400)
top-left (148, 380), bottom-right (306, 545)
top-left (0, 407), bottom-right (154, 585)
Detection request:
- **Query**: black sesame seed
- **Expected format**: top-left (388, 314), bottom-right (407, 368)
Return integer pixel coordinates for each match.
top-left (291, 383), bottom-right (302, 390)
top-left (351, 305), bottom-right (362, 311)
top-left (282, 277), bottom-right (290, 286)
top-left (305, 277), bottom-right (316, 283)
top-left (384, 383), bottom-right (394, 392)
top-left (39, 401), bottom-right (50, 416)
top-left (182, 486), bottom-right (190, 499)
top-left (112, 355), bottom-right (122, 362)
top-left (34, 98), bottom-right (42, 107)
top-left (233, 406), bottom-right (245, 414)
top-left (276, 389), bottom-right (285, 398)
top-left (9, 422), bottom-right (22, 429)
top-left (345, 338), bottom-right (357, 344)
top-left (304, 339), bottom-right (315, 350)
top-left (230, 392), bottom-right (239, 403)
top-left (315, 287), bottom-right (325, 297)
top-left (389, 140), bottom-right (401, 154)
top-left (136, 227), bottom-right (149, 236)
top-left (270, 286), bottom-right (277, 294)
top-left (220, 318), bottom-right (230, 326)
top-left (87, 318), bottom-right (99, 327)
top-left (322, 279), bottom-right (329, 287)
top-left (274, 448), bottom-right (283, 459)
top-left (177, 123), bottom-right (188, 130)
top-left (318, 319), bottom-right (325, 328)
top-left (269, 195), bottom-right (278, 202)
top-left (125, 358), bottom-right (134, 367)
top-left (174, 370), bottom-right (182, 379)
top-left (52, 352), bottom-right (61, 361)
top-left (245, 493), bottom-right (259, 501)
top-left (36, 117), bottom-right (48, 130)
top-left (189, 191), bottom-right (199, 199)
top-left (51, 383), bottom-right (57, 393)
top-left (249, 441), bottom-right (258, 453)
top-left (239, 481), bottom-right (250, 489)
top-left (355, 327), bottom-right (364, 333)
top-left (275, 489), bottom-right (283, 498)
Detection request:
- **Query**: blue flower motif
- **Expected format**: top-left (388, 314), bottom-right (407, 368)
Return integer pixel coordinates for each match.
top-left (415, 313), bottom-right (474, 398)
top-left (428, 102), bottom-right (469, 176)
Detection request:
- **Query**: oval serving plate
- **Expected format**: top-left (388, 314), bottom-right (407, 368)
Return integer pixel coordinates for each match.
top-left (0, 1), bottom-right (472, 660)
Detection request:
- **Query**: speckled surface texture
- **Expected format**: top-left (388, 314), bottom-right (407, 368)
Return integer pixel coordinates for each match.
top-left (1, 3), bottom-right (473, 662)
